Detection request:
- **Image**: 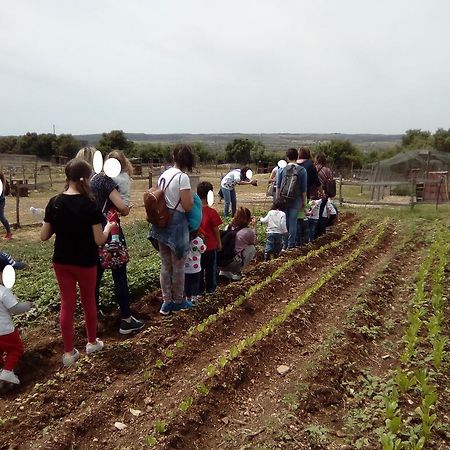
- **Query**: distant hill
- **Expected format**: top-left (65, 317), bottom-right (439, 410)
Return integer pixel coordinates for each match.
top-left (75, 132), bottom-right (402, 151)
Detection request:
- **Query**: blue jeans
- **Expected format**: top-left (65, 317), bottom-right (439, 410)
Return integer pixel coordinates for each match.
top-left (200, 250), bottom-right (217, 294)
top-left (296, 219), bottom-right (310, 246)
top-left (222, 188), bottom-right (236, 217)
top-left (265, 233), bottom-right (283, 256)
top-left (96, 262), bottom-right (131, 318)
top-left (0, 197), bottom-right (11, 234)
top-left (283, 207), bottom-right (300, 248)
top-left (308, 219), bottom-right (319, 241)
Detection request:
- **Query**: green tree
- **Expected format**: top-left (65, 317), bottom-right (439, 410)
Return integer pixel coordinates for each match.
top-left (401, 129), bottom-right (432, 148)
top-left (224, 138), bottom-right (266, 164)
top-left (433, 128), bottom-right (450, 153)
top-left (54, 134), bottom-right (81, 158)
top-left (314, 140), bottom-right (363, 170)
top-left (0, 136), bottom-right (19, 154)
top-left (98, 130), bottom-right (134, 153)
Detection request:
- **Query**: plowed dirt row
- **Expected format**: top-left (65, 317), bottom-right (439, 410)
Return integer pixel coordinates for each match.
top-left (188, 222), bottom-right (425, 450)
top-left (0, 216), bottom-right (359, 448)
top-left (60, 220), bottom-right (391, 449)
top-left (147, 220), bottom-right (404, 450)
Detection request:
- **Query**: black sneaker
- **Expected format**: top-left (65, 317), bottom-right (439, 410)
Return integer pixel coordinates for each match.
top-left (119, 316), bottom-right (145, 335)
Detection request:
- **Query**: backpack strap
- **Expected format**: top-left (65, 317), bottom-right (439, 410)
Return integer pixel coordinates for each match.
top-left (160, 170), bottom-right (183, 211)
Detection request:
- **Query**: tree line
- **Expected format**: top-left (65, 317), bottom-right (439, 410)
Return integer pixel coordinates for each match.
top-left (1, 128), bottom-right (448, 171)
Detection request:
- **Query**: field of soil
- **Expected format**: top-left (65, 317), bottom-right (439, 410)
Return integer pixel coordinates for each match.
top-left (0, 211), bottom-right (449, 450)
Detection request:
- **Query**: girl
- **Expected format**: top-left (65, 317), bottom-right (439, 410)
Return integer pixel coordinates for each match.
top-left (260, 198), bottom-right (287, 260)
top-left (218, 207), bottom-right (257, 281)
top-left (220, 167), bottom-right (257, 217)
top-left (75, 147), bottom-right (144, 335)
top-left (0, 172), bottom-right (12, 240)
top-left (41, 159), bottom-right (113, 367)
top-left (149, 144), bottom-right (195, 315)
top-left (108, 150), bottom-right (134, 206)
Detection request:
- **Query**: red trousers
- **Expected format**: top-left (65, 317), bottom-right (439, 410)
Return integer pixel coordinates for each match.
top-left (0, 328), bottom-right (24, 371)
top-left (53, 263), bottom-right (97, 353)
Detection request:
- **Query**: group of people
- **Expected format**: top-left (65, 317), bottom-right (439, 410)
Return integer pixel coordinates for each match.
top-left (263, 147), bottom-right (337, 257)
top-left (0, 144), bottom-right (336, 386)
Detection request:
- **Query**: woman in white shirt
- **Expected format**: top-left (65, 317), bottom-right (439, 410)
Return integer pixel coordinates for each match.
top-left (220, 167), bottom-right (257, 217)
top-left (149, 145), bottom-right (195, 315)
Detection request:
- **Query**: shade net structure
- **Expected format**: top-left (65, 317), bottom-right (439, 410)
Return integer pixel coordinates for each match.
top-left (366, 150), bottom-right (450, 202)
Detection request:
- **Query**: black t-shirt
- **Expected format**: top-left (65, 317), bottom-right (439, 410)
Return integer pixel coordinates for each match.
top-left (300, 159), bottom-right (321, 198)
top-left (44, 194), bottom-right (104, 267)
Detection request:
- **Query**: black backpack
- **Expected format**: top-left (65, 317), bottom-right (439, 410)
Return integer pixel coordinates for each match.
top-left (217, 227), bottom-right (240, 267)
top-left (279, 164), bottom-right (300, 206)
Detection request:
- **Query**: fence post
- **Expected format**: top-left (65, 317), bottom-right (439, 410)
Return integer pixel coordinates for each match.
top-left (148, 172), bottom-right (152, 189)
top-left (410, 179), bottom-right (416, 209)
top-left (34, 167), bottom-right (38, 190)
top-left (15, 184), bottom-right (20, 229)
top-left (48, 166), bottom-right (53, 188)
top-left (339, 176), bottom-right (343, 207)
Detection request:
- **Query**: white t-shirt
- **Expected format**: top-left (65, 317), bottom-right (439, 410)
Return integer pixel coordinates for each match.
top-left (260, 210), bottom-right (287, 234)
top-left (221, 169), bottom-right (241, 190)
top-left (158, 167), bottom-right (191, 212)
top-left (184, 236), bottom-right (206, 274)
top-left (0, 285), bottom-right (18, 335)
top-left (112, 172), bottom-right (131, 206)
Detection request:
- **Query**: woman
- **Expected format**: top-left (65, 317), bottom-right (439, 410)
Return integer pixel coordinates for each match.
top-left (297, 147), bottom-right (321, 200)
top-left (220, 167), bottom-right (257, 217)
top-left (149, 144), bottom-right (195, 315)
top-left (266, 165), bottom-right (278, 197)
top-left (76, 147), bottom-right (144, 335)
top-left (41, 159), bottom-right (113, 366)
top-left (315, 153), bottom-right (336, 236)
top-left (218, 207), bottom-right (257, 281)
top-left (0, 172), bottom-right (12, 240)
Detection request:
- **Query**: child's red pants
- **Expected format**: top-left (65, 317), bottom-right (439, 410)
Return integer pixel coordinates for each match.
top-left (0, 329), bottom-right (24, 371)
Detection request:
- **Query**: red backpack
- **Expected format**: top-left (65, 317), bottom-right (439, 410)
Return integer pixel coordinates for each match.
top-left (144, 171), bottom-right (181, 228)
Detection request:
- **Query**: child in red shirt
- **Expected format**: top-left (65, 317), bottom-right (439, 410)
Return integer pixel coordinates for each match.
top-left (197, 182), bottom-right (222, 294)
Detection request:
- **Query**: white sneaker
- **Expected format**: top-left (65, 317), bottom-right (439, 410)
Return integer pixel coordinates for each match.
top-left (219, 270), bottom-right (233, 279)
top-left (62, 349), bottom-right (80, 367)
top-left (86, 339), bottom-right (104, 354)
top-left (231, 273), bottom-right (242, 281)
top-left (0, 369), bottom-right (20, 385)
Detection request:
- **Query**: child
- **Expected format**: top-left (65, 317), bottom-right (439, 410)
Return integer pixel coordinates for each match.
top-left (197, 181), bottom-right (222, 294)
top-left (184, 234), bottom-right (206, 304)
top-left (109, 150), bottom-right (134, 206)
top-left (0, 254), bottom-right (32, 385)
top-left (296, 207), bottom-right (309, 247)
top-left (41, 159), bottom-right (114, 367)
top-left (260, 198), bottom-right (288, 261)
top-left (307, 198), bottom-right (321, 241)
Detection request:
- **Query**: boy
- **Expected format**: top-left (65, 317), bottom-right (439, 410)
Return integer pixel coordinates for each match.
top-left (260, 198), bottom-right (288, 260)
top-left (0, 254), bottom-right (31, 385)
top-left (197, 181), bottom-right (222, 294)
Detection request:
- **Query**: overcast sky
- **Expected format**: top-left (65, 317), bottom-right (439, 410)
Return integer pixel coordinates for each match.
top-left (1, 0), bottom-right (449, 136)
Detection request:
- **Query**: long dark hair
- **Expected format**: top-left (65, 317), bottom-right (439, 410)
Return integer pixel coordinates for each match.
top-left (64, 159), bottom-right (94, 200)
top-left (173, 144), bottom-right (195, 172)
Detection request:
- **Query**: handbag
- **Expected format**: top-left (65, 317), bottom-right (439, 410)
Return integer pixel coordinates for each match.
top-left (98, 200), bottom-right (129, 269)
top-left (98, 240), bottom-right (129, 269)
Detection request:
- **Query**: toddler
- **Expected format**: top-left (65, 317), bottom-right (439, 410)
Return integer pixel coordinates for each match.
top-left (184, 234), bottom-right (206, 304)
top-left (109, 150), bottom-right (134, 206)
top-left (260, 198), bottom-right (287, 261)
top-left (0, 255), bottom-right (31, 385)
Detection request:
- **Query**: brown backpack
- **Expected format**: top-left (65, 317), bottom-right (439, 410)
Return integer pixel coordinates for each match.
top-left (144, 171), bottom-right (182, 228)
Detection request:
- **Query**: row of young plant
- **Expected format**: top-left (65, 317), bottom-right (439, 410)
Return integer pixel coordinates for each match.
top-left (144, 220), bottom-right (388, 447)
top-left (151, 219), bottom-right (369, 370)
top-left (380, 226), bottom-right (450, 450)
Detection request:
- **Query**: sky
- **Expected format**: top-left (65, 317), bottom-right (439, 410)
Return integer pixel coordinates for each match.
top-left (1, 0), bottom-right (449, 136)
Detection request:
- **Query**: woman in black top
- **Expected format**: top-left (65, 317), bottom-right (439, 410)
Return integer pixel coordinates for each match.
top-left (75, 147), bottom-right (144, 335)
top-left (297, 147), bottom-right (322, 199)
top-left (41, 159), bottom-right (113, 367)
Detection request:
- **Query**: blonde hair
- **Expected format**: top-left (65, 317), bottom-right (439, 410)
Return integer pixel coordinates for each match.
top-left (107, 150), bottom-right (134, 176)
top-left (76, 146), bottom-right (97, 167)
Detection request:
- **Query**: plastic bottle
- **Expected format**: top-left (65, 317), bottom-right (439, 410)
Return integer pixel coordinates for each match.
top-left (107, 209), bottom-right (120, 242)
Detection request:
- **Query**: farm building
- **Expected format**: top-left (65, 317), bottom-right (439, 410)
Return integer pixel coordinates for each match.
top-left (367, 150), bottom-right (450, 202)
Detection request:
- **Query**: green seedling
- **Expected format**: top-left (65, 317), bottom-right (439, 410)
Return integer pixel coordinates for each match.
top-left (153, 420), bottom-right (167, 434)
